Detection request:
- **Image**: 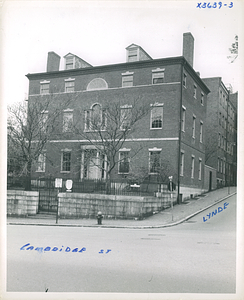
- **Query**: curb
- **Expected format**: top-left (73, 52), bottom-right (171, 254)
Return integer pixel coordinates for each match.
top-left (7, 192), bottom-right (236, 229)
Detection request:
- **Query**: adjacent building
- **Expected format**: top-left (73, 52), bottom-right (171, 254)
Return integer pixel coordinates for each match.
top-left (26, 33), bottom-right (212, 200)
top-left (202, 78), bottom-right (237, 190)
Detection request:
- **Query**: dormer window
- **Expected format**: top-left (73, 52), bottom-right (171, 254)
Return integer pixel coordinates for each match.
top-left (128, 49), bottom-right (138, 62)
top-left (65, 55), bottom-right (74, 70)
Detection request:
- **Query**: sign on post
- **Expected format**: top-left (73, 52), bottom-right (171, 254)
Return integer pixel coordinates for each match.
top-left (55, 178), bottom-right (62, 224)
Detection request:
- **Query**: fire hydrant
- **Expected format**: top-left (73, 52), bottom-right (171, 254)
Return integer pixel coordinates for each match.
top-left (97, 211), bottom-right (103, 225)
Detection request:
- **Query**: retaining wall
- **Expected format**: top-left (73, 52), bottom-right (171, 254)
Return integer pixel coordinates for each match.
top-left (7, 190), bottom-right (39, 217)
top-left (58, 192), bottom-right (177, 219)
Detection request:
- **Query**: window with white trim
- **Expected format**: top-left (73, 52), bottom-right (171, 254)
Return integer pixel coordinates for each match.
top-left (63, 110), bottom-right (73, 132)
top-left (40, 81), bottom-right (50, 94)
top-left (61, 150), bottom-right (71, 172)
top-left (192, 115), bottom-right (196, 138)
top-left (183, 73), bottom-right (187, 87)
top-left (120, 105), bottom-right (132, 130)
top-left (128, 49), bottom-right (138, 62)
top-left (180, 151), bottom-right (184, 176)
top-left (36, 152), bottom-right (46, 172)
top-left (193, 84), bottom-right (197, 98)
top-left (198, 158), bottom-right (202, 180)
top-left (191, 155), bottom-right (195, 178)
top-left (65, 55), bottom-right (74, 69)
top-left (122, 72), bottom-right (133, 87)
top-left (200, 121), bottom-right (203, 143)
top-left (201, 93), bottom-right (204, 106)
top-left (65, 78), bottom-right (75, 92)
top-left (152, 69), bottom-right (165, 84)
top-left (118, 150), bottom-right (130, 173)
top-left (85, 104), bottom-right (106, 131)
top-left (150, 103), bottom-right (163, 129)
top-left (40, 111), bottom-right (48, 133)
top-left (149, 149), bottom-right (161, 173)
top-left (181, 106), bottom-right (186, 132)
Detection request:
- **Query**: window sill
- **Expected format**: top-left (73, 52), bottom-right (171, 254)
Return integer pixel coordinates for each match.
top-left (150, 127), bottom-right (162, 130)
top-left (60, 171), bottom-right (71, 173)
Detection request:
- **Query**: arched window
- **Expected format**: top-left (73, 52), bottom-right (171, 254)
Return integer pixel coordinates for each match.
top-left (87, 78), bottom-right (108, 91)
top-left (85, 103), bottom-right (106, 131)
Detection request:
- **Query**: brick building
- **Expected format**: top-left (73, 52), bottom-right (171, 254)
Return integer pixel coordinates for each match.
top-left (202, 78), bottom-right (237, 189)
top-left (26, 33), bottom-right (210, 200)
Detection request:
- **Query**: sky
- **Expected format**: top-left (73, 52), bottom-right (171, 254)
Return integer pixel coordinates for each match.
top-left (1, 0), bottom-right (243, 105)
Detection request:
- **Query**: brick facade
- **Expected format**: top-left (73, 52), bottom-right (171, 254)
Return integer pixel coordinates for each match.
top-left (26, 33), bottom-right (211, 199)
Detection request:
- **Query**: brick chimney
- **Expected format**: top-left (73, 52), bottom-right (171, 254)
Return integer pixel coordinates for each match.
top-left (183, 33), bottom-right (194, 67)
top-left (47, 51), bottom-right (60, 72)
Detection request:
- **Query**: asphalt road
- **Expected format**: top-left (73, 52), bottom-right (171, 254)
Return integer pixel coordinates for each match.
top-left (7, 195), bottom-right (236, 293)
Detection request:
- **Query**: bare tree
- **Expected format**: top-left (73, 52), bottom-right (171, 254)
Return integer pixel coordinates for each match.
top-left (7, 95), bottom-right (69, 190)
top-left (228, 35), bottom-right (238, 63)
top-left (73, 97), bottom-right (149, 190)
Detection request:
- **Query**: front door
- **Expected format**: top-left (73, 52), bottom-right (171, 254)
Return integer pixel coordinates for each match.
top-left (84, 149), bottom-right (102, 179)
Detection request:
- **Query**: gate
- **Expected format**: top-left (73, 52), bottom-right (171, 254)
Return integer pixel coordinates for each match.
top-left (39, 189), bottom-right (58, 213)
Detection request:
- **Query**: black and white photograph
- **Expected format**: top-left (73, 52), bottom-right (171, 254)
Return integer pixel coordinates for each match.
top-left (1, 0), bottom-right (243, 299)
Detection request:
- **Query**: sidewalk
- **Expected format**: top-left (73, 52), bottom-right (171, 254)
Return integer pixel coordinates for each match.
top-left (7, 187), bottom-right (236, 229)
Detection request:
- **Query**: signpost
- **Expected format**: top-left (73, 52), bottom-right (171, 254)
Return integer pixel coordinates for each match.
top-left (55, 178), bottom-right (62, 224)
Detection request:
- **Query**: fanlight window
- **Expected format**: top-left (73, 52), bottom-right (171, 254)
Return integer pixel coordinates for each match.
top-left (87, 78), bottom-right (108, 91)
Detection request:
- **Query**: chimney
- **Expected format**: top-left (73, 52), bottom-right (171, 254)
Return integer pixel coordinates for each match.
top-left (183, 32), bottom-right (194, 67)
top-left (47, 52), bottom-right (60, 72)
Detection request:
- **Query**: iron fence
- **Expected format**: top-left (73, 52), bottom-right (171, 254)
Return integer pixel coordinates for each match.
top-left (7, 176), bottom-right (168, 197)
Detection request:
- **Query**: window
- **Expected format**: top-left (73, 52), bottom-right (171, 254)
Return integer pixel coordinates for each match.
top-left (150, 103), bottom-right (164, 129)
top-left (63, 110), bottom-right (73, 132)
top-left (223, 159), bottom-right (226, 175)
top-left (40, 81), bottom-right (50, 94)
top-left (87, 78), bottom-right (108, 91)
top-left (122, 72), bottom-right (133, 87)
top-left (191, 155), bottom-right (195, 178)
top-left (65, 78), bottom-right (75, 92)
top-left (193, 85), bottom-right (197, 98)
top-left (61, 151), bottom-right (71, 172)
top-left (65, 56), bottom-right (74, 69)
top-left (219, 90), bottom-right (222, 105)
top-left (183, 73), bottom-right (187, 87)
top-left (181, 106), bottom-right (186, 132)
top-left (201, 93), bottom-right (204, 106)
top-left (40, 111), bottom-right (48, 133)
top-left (200, 121), bottom-right (203, 143)
top-left (180, 151), bottom-right (184, 176)
top-left (218, 133), bottom-right (221, 147)
top-left (217, 157), bottom-right (220, 172)
top-left (152, 69), bottom-right (165, 84)
top-left (198, 158), bottom-right (202, 180)
top-left (149, 150), bottom-right (161, 173)
top-left (119, 150), bottom-right (130, 173)
top-left (192, 115), bottom-right (196, 138)
top-left (220, 159), bottom-right (223, 174)
top-left (219, 113), bottom-right (221, 125)
top-left (85, 104), bottom-right (106, 131)
top-left (128, 49), bottom-right (138, 62)
top-left (120, 105), bottom-right (132, 130)
top-left (36, 152), bottom-right (46, 172)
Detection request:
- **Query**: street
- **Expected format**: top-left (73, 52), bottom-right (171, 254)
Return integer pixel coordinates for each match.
top-left (7, 195), bottom-right (236, 293)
